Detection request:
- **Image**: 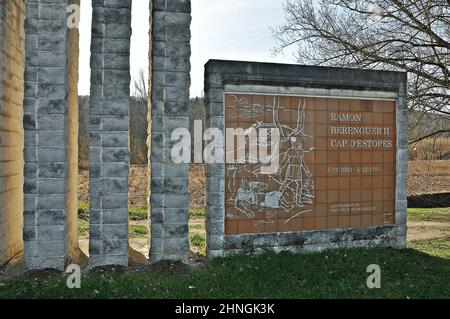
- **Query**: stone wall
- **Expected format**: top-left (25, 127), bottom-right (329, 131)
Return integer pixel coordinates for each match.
top-left (23, 0), bottom-right (79, 270)
top-left (88, 0), bottom-right (132, 268)
top-left (0, 0), bottom-right (25, 267)
top-left (150, 0), bottom-right (192, 263)
top-left (204, 60), bottom-right (408, 258)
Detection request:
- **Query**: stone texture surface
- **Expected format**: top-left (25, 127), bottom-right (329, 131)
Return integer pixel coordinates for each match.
top-left (23, 0), bottom-right (79, 271)
top-left (88, 0), bottom-right (132, 268)
top-left (0, 0), bottom-right (26, 267)
top-left (204, 60), bottom-right (408, 258)
top-left (149, 0), bottom-right (191, 264)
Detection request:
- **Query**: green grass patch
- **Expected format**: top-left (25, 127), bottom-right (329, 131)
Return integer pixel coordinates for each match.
top-left (189, 208), bottom-right (205, 219)
top-left (78, 203), bottom-right (89, 221)
top-left (407, 208), bottom-right (450, 222)
top-left (409, 237), bottom-right (450, 259)
top-left (129, 225), bottom-right (149, 238)
top-left (189, 233), bottom-right (206, 255)
top-left (0, 247), bottom-right (449, 299)
top-left (189, 223), bottom-right (205, 231)
top-left (129, 206), bottom-right (148, 221)
top-left (78, 220), bottom-right (89, 238)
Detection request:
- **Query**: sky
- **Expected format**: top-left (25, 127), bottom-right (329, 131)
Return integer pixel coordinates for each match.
top-left (78, 0), bottom-right (297, 97)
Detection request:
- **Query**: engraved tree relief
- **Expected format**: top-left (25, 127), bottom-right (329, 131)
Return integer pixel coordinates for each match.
top-left (226, 95), bottom-right (315, 225)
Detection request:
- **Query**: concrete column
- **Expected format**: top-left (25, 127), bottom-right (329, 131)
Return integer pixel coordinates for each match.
top-left (0, 0), bottom-right (26, 267)
top-left (395, 80), bottom-right (408, 248)
top-left (149, 0), bottom-right (191, 263)
top-left (88, 0), bottom-right (132, 267)
top-left (204, 62), bottom-right (226, 259)
top-left (23, 0), bottom-right (79, 270)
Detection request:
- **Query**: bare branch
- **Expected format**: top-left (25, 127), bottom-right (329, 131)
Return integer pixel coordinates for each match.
top-left (409, 129), bottom-right (450, 144)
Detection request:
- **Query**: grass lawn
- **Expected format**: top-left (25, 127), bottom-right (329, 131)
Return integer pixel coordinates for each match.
top-left (0, 207), bottom-right (447, 299)
top-left (407, 207), bottom-right (450, 222)
top-left (408, 237), bottom-right (450, 259)
top-left (0, 246), bottom-right (448, 299)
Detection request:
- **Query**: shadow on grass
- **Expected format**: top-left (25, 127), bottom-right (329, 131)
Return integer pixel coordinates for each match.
top-left (0, 247), bottom-right (449, 299)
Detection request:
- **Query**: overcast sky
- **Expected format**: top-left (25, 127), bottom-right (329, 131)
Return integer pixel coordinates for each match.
top-left (78, 0), bottom-right (296, 97)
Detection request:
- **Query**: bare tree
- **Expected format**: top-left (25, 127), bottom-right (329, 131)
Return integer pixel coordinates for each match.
top-left (130, 69), bottom-right (149, 164)
top-left (134, 69), bottom-right (148, 104)
top-left (273, 0), bottom-right (450, 143)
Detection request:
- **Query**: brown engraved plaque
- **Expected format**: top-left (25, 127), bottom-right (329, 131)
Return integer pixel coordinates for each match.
top-left (224, 94), bottom-right (397, 235)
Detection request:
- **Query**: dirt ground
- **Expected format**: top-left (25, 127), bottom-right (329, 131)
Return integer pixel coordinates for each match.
top-left (408, 221), bottom-right (450, 241)
top-left (408, 160), bottom-right (450, 195)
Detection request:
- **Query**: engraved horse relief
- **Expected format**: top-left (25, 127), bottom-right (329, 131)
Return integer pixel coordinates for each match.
top-left (226, 95), bottom-right (315, 224)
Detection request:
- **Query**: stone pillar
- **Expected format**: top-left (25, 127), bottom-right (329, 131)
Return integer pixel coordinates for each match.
top-left (88, 0), bottom-right (132, 267)
top-left (23, 0), bottom-right (79, 270)
top-left (394, 81), bottom-right (409, 248)
top-left (0, 0), bottom-right (26, 267)
top-left (149, 0), bottom-right (191, 263)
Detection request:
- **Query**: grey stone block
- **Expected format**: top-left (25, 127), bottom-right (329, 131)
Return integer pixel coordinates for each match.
top-left (102, 147), bottom-right (129, 162)
top-left (207, 235), bottom-right (225, 251)
top-left (36, 210), bottom-right (66, 226)
top-left (36, 194), bottom-right (65, 210)
top-left (102, 209), bottom-right (130, 224)
top-left (38, 147), bottom-right (66, 162)
top-left (101, 116), bottom-right (129, 131)
top-left (206, 207), bottom-right (225, 221)
top-left (206, 249), bottom-right (224, 259)
top-left (103, 239), bottom-right (128, 255)
top-left (163, 237), bottom-right (189, 253)
top-left (24, 256), bottom-right (65, 271)
top-left (153, 0), bottom-right (191, 14)
top-left (36, 225), bottom-right (65, 242)
top-left (102, 178), bottom-right (128, 193)
top-left (38, 162), bottom-right (65, 178)
top-left (102, 193), bottom-right (128, 209)
top-left (206, 164), bottom-right (225, 177)
top-left (205, 220), bottom-right (224, 237)
top-left (35, 241), bottom-right (65, 257)
top-left (161, 208), bottom-right (189, 223)
top-left (165, 224), bottom-right (189, 237)
top-left (206, 88), bottom-right (224, 104)
top-left (102, 224), bottom-right (128, 240)
top-left (164, 194), bottom-right (189, 208)
top-left (102, 162), bottom-right (129, 178)
top-left (395, 211), bottom-right (407, 226)
top-left (206, 192), bottom-right (225, 207)
top-left (207, 177), bottom-right (225, 193)
top-left (153, 41), bottom-right (191, 58)
top-left (150, 193), bottom-right (165, 208)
